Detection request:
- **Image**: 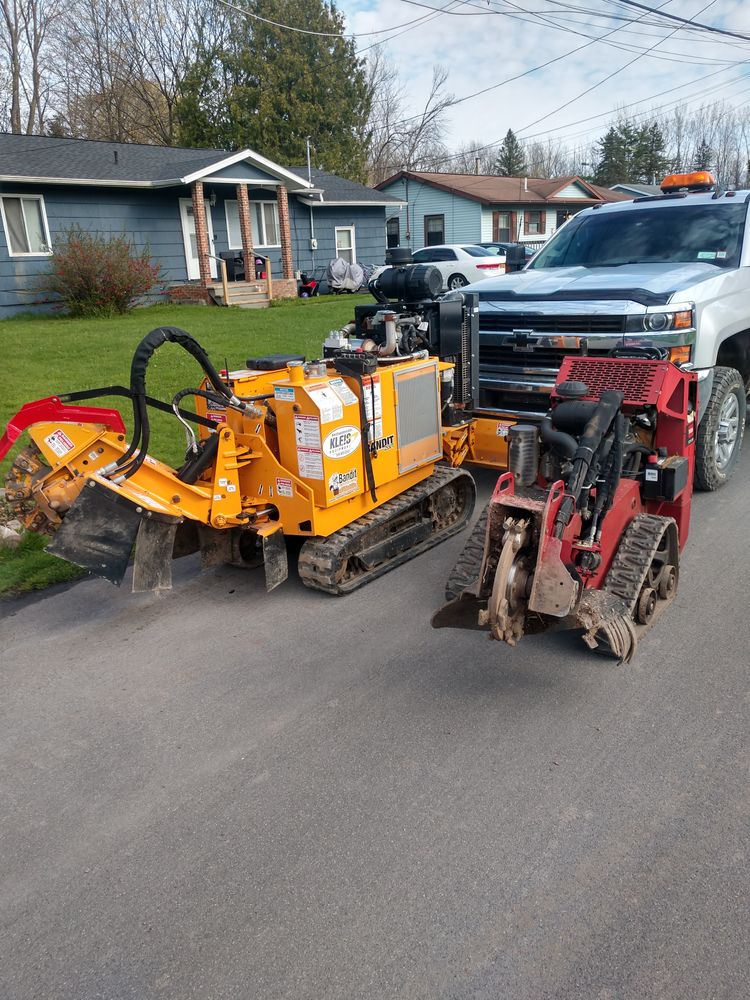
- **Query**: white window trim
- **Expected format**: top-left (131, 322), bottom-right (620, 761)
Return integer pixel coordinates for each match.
top-left (335, 225), bottom-right (356, 262)
top-left (254, 200), bottom-right (281, 249)
top-left (224, 198), bottom-right (281, 249)
top-left (0, 193), bottom-right (53, 257)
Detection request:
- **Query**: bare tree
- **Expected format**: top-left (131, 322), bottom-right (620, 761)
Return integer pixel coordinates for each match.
top-left (364, 51), bottom-right (453, 184)
top-left (0, 0), bottom-right (61, 132)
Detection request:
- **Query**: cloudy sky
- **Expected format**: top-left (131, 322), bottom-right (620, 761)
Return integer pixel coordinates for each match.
top-left (337, 0), bottom-right (750, 162)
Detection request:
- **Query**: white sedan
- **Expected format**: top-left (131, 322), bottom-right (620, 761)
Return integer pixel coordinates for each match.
top-left (409, 244), bottom-right (506, 290)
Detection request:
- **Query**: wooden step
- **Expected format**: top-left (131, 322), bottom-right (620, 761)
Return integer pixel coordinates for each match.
top-left (208, 283), bottom-right (270, 308)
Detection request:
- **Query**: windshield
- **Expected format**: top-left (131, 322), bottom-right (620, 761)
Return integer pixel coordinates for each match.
top-left (530, 201), bottom-right (747, 270)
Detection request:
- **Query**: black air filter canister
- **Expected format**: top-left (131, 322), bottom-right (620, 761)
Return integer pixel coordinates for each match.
top-left (508, 424), bottom-right (540, 486)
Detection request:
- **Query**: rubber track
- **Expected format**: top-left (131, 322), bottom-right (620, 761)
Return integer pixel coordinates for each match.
top-left (444, 504), bottom-right (489, 603)
top-left (602, 513), bottom-right (675, 613)
top-left (298, 465), bottom-right (476, 595)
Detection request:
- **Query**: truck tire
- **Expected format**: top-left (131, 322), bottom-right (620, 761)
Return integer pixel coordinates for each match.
top-left (694, 366), bottom-right (746, 491)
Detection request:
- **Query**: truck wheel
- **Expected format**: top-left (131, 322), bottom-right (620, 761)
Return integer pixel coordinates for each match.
top-left (695, 366), bottom-right (746, 491)
top-left (447, 273), bottom-right (468, 290)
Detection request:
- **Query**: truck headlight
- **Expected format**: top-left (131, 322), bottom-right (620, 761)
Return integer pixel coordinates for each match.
top-left (647, 313), bottom-right (669, 331)
top-left (646, 309), bottom-right (693, 331)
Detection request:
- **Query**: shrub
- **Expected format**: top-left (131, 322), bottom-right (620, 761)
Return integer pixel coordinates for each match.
top-left (38, 227), bottom-right (163, 317)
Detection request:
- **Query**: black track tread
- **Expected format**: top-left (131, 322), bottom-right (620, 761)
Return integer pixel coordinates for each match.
top-left (298, 465), bottom-right (476, 595)
top-left (444, 504), bottom-right (489, 602)
top-left (603, 513), bottom-right (676, 613)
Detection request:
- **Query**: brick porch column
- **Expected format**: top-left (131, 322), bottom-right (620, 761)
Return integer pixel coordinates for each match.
top-left (276, 184), bottom-right (294, 280)
top-left (236, 183), bottom-right (255, 274)
top-left (191, 180), bottom-right (212, 287)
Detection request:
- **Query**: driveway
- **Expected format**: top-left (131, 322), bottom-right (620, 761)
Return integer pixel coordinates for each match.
top-left (1, 453), bottom-right (749, 1000)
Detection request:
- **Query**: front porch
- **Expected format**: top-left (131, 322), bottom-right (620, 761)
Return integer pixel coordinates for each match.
top-left (185, 169), bottom-right (299, 307)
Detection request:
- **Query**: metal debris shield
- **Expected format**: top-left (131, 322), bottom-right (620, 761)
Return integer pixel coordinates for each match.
top-left (47, 479), bottom-right (181, 589)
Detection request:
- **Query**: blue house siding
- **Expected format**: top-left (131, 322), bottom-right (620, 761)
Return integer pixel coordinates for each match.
top-left (0, 183), bottom-right (192, 315)
top-left (378, 177), bottom-right (481, 247)
top-left (1, 181), bottom-right (392, 315)
top-left (290, 203), bottom-right (389, 274)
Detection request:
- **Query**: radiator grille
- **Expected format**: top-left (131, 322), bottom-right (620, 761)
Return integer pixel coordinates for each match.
top-left (394, 363), bottom-right (442, 472)
top-left (558, 358), bottom-right (666, 407)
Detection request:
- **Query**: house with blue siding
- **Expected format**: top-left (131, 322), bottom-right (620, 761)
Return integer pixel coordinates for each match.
top-left (376, 171), bottom-right (628, 250)
top-left (0, 133), bottom-right (402, 315)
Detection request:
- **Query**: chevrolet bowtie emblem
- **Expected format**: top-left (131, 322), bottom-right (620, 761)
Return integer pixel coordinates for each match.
top-left (510, 329), bottom-right (537, 350)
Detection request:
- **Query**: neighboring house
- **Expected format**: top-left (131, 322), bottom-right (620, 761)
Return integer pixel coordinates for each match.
top-left (610, 182), bottom-right (662, 197)
top-left (0, 133), bottom-right (402, 315)
top-left (376, 171), bottom-right (629, 250)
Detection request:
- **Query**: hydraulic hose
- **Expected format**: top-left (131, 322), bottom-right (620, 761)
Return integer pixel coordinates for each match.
top-left (112, 327), bottom-right (233, 480)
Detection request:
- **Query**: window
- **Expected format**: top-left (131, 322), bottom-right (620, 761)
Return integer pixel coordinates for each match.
top-left (424, 214), bottom-right (444, 246)
top-left (524, 210), bottom-right (546, 236)
top-left (225, 199), bottom-right (280, 248)
top-left (412, 248), bottom-right (456, 263)
top-left (335, 226), bottom-right (356, 264)
top-left (253, 201), bottom-right (280, 246)
top-left (386, 216), bottom-right (400, 248)
top-left (492, 210), bottom-right (516, 242)
top-left (1, 195), bottom-right (51, 256)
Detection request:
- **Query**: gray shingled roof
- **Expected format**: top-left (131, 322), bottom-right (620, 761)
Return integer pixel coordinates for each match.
top-left (288, 166), bottom-right (403, 204)
top-left (0, 134), bottom-right (398, 205)
top-left (0, 133), bottom-right (232, 183)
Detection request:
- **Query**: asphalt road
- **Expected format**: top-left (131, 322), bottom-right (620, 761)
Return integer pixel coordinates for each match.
top-left (2, 451), bottom-right (749, 1000)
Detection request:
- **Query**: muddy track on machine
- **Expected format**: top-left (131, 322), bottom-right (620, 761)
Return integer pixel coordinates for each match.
top-left (443, 504), bottom-right (489, 603)
top-left (297, 465), bottom-right (476, 595)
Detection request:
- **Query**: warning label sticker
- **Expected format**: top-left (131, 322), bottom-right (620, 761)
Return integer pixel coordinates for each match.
top-left (45, 429), bottom-right (75, 458)
top-left (328, 377), bottom-right (358, 408)
top-left (298, 449), bottom-right (323, 480)
top-left (207, 410), bottom-right (227, 424)
top-left (362, 373), bottom-right (383, 440)
top-left (294, 414), bottom-right (321, 449)
top-left (496, 422), bottom-right (512, 437)
top-left (274, 386), bottom-right (295, 402)
top-left (294, 413), bottom-right (323, 480)
top-left (305, 383), bottom-right (344, 424)
top-left (276, 477), bottom-right (294, 498)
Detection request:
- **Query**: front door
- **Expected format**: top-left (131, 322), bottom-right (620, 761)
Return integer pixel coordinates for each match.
top-left (179, 198), bottom-right (216, 280)
top-left (335, 226), bottom-right (356, 264)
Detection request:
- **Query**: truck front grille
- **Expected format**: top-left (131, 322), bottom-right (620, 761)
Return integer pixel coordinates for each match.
top-left (478, 313), bottom-right (626, 335)
top-left (480, 344), bottom-right (614, 368)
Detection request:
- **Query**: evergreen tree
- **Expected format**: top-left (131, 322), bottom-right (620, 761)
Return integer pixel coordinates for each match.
top-left (594, 125), bottom-right (630, 185)
top-left (634, 121), bottom-right (668, 184)
top-left (176, 0), bottom-right (372, 182)
top-left (494, 129), bottom-right (526, 176)
top-left (694, 138), bottom-right (713, 171)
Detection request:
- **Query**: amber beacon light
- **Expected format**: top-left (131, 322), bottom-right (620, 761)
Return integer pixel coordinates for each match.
top-left (660, 171), bottom-right (716, 193)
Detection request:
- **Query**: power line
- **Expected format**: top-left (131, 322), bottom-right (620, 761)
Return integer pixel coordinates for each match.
top-left (516, 0), bottom-right (719, 136)
top-left (606, 0), bottom-right (750, 43)
top-left (213, 0), bottom-right (457, 39)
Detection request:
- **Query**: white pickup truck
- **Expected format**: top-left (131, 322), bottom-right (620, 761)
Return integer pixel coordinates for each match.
top-left (473, 173), bottom-right (748, 489)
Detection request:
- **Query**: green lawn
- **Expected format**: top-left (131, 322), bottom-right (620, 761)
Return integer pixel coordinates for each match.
top-left (0, 296), bottom-right (370, 596)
